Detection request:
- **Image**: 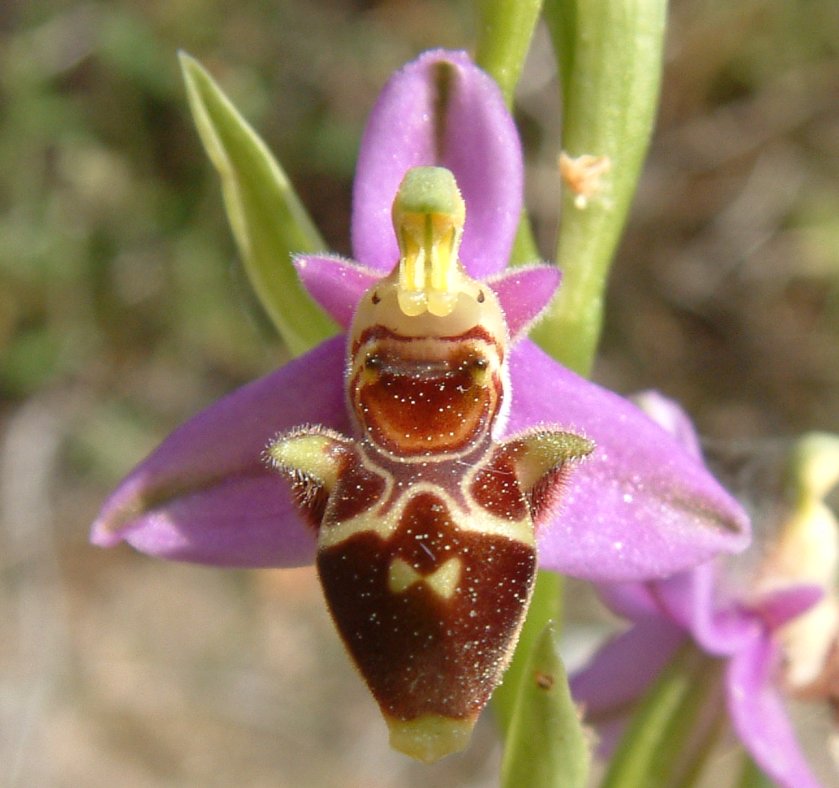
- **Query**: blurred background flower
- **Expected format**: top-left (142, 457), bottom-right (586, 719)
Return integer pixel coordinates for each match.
top-left (1, 1), bottom-right (837, 785)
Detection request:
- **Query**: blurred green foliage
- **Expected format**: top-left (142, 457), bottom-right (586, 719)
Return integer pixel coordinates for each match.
top-left (0, 0), bottom-right (472, 481)
top-left (0, 0), bottom-right (837, 484)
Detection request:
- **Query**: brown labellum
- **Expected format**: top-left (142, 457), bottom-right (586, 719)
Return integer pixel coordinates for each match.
top-left (267, 167), bottom-right (594, 762)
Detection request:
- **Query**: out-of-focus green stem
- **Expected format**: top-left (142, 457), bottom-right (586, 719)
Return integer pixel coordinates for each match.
top-left (475, 0), bottom-right (544, 106)
top-left (737, 756), bottom-right (775, 788)
top-left (475, 0), bottom-right (543, 266)
top-left (477, 2), bottom-right (565, 742)
top-left (602, 642), bottom-right (724, 788)
top-left (538, 0), bottom-right (668, 376)
top-left (492, 1), bottom-right (667, 758)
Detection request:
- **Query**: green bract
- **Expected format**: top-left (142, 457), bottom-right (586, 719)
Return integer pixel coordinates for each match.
top-left (180, 52), bottom-right (336, 357)
top-left (500, 623), bottom-right (591, 788)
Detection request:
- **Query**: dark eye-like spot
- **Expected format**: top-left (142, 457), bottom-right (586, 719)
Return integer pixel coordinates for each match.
top-left (473, 357), bottom-right (488, 371)
top-left (477, 289), bottom-right (485, 303)
top-left (371, 291), bottom-right (381, 304)
top-left (365, 354), bottom-right (382, 370)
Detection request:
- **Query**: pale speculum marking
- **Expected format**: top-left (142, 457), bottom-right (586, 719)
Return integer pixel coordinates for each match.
top-left (388, 556), bottom-right (463, 599)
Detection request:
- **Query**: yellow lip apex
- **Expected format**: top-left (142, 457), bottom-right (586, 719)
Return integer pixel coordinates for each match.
top-left (385, 714), bottom-right (476, 763)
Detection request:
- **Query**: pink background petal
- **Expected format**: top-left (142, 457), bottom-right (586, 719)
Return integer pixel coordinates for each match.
top-left (596, 581), bottom-right (661, 620)
top-left (726, 635), bottom-right (822, 788)
top-left (571, 617), bottom-right (684, 719)
top-left (653, 563), bottom-right (759, 654)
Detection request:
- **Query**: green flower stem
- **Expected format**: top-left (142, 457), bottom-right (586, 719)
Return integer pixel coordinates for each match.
top-left (475, 0), bottom-right (544, 107)
top-left (477, 2), bottom-right (566, 743)
top-left (538, 0), bottom-right (667, 376)
top-left (180, 53), bottom-right (337, 357)
top-left (493, 570), bottom-right (562, 733)
top-left (500, 623), bottom-right (590, 788)
top-left (674, 706), bottom-right (728, 788)
top-left (602, 641), bottom-right (725, 788)
top-left (475, 0), bottom-right (543, 267)
top-left (495, 1), bottom-right (667, 763)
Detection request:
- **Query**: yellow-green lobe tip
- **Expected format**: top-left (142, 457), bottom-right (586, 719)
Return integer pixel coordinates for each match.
top-left (267, 432), bottom-right (342, 491)
top-left (385, 714), bottom-right (476, 763)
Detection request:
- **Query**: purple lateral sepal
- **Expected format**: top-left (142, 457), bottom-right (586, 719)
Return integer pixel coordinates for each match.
top-left (508, 342), bottom-right (751, 582)
top-left (92, 320), bottom-right (751, 578)
top-left (91, 336), bottom-right (349, 567)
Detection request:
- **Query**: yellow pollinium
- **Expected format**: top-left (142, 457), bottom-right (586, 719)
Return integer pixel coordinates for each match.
top-left (392, 167), bottom-right (466, 318)
top-left (385, 714), bottom-right (475, 763)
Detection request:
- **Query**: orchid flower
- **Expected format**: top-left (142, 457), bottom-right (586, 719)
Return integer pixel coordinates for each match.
top-left (91, 50), bottom-right (749, 760)
top-left (572, 392), bottom-right (839, 787)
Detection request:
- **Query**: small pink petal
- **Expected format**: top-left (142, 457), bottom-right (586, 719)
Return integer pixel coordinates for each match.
top-left (755, 584), bottom-right (824, 630)
top-left (487, 264), bottom-right (561, 342)
top-left (653, 563), bottom-right (760, 655)
top-left (294, 255), bottom-right (380, 329)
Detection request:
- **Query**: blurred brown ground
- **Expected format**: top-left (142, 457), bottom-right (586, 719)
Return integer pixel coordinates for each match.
top-left (1, 1), bottom-right (837, 785)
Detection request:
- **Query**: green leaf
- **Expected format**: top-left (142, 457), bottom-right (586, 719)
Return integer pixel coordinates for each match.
top-left (537, 0), bottom-right (667, 375)
top-left (500, 623), bottom-right (590, 788)
top-left (737, 756), bottom-right (776, 788)
top-left (179, 52), bottom-right (337, 356)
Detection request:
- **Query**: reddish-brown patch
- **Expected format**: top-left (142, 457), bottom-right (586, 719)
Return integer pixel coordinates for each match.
top-left (529, 464), bottom-right (574, 528)
top-left (351, 348), bottom-right (501, 456)
top-left (329, 454), bottom-right (387, 523)
top-left (317, 492), bottom-right (536, 721)
top-left (470, 448), bottom-right (528, 521)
